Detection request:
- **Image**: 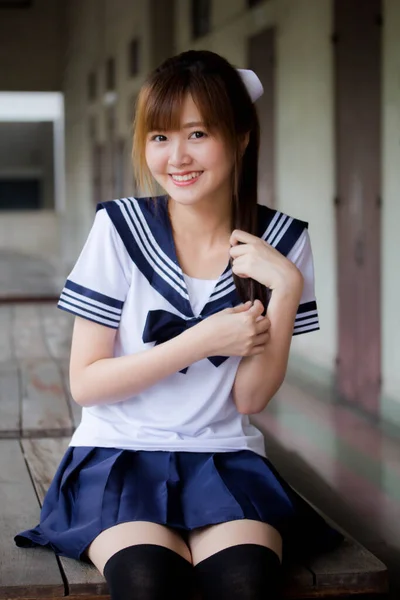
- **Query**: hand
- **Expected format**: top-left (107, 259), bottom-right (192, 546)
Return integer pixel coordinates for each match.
top-left (197, 300), bottom-right (271, 358)
top-left (229, 229), bottom-right (303, 292)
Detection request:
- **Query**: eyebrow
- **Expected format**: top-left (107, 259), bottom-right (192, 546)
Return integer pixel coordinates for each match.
top-left (148, 121), bottom-right (205, 134)
top-left (182, 121), bottom-right (205, 129)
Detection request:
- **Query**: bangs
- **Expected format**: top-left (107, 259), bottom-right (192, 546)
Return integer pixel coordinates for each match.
top-left (141, 72), bottom-right (231, 134)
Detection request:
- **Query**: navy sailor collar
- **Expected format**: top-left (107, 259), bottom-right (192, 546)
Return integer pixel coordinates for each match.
top-left (97, 196), bottom-right (307, 318)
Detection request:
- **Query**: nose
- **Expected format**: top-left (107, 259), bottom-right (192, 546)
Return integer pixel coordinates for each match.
top-left (168, 139), bottom-right (192, 168)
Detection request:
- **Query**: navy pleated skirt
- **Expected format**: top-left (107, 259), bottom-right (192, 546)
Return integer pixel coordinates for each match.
top-left (14, 447), bottom-right (343, 563)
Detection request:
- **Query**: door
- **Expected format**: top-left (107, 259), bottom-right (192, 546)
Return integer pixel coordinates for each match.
top-left (334, 0), bottom-right (382, 414)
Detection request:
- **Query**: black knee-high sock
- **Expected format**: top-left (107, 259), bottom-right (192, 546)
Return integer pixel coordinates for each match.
top-left (194, 543), bottom-right (282, 600)
top-left (103, 544), bottom-right (195, 600)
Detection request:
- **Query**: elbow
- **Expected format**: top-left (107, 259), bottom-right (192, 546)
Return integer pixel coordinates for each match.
top-left (70, 376), bottom-right (93, 408)
top-left (236, 397), bottom-right (273, 415)
top-left (235, 377), bottom-right (286, 415)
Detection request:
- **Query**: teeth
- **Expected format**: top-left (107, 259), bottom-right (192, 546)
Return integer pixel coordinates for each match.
top-left (171, 172), bottom-right (202, 182)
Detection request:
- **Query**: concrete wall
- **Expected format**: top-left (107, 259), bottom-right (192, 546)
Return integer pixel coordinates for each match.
top-left (0, 0), bottom-right (65, 92)
top-left (0, 210), bottom-right (59, 261)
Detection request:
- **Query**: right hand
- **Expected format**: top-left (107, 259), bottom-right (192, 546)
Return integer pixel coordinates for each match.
top-left (197, 300), bottom-right (271, 358)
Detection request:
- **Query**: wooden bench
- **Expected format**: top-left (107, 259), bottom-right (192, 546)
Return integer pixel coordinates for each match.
top-left (0, 303), bottom-right (389, 598)
top-left (0, 437), bottom-right (389, 600)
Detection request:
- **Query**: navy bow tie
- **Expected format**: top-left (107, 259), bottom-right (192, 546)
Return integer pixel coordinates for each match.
top-left (142, 307), bottom-right (231, 374)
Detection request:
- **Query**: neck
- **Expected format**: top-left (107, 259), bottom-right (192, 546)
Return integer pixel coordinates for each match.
top-left (168, 195), bottom-right (232, 247)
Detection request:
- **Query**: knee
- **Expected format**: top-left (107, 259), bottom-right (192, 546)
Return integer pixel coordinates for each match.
top-left (194, 543), bottom-right (282, 600)
top-left (103, 544), bottom-right (195, 600)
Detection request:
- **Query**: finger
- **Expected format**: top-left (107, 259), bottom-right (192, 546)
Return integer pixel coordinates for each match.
top-left (231, 255), bottom-right (253, 279)
top-left (248, 299), bottom-right (265, 316)
top-left (230, 229), bottom-right (259, 246)
top-left (230, 301), bottom-right (252, 313)
top-left (229, 244), bottom-right (249, 258)
top-left (247, 344), bottom-right (267, 356)
top-left (255, 318), bottom-right (271, 335)
top-left (253, 332), bottom-right (270, 346)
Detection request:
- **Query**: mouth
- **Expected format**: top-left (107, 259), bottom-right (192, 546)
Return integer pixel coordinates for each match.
top-left (169, 171), bottom-right (203, 186)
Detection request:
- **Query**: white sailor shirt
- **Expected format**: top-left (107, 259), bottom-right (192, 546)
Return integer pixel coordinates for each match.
top-left (58, 196), bottom-right (319, 456)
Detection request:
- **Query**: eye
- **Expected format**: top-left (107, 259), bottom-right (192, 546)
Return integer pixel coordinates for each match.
top-left (150, 134), bottom-right (167, 142)
top-left (189, 131), bottom-right (207, 139)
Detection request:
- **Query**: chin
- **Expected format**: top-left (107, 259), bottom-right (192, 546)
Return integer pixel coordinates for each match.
top-left (165, 185), bottom-right (209, 206)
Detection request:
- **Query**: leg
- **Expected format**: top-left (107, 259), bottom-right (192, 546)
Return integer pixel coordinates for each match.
top-left (189, 519), bottom-right (282, 565)
top-left (86, 520), bottom-right (192, 573)
top-left (189, 520), bottom-right (282, 599)
top-left (86, 521), bottom-right (195, 600)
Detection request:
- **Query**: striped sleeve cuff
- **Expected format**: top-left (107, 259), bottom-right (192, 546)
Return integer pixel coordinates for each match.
top-left (57, 280), bottom-right (124, 329)
top-left (293, 300), bottom-right (320, 336)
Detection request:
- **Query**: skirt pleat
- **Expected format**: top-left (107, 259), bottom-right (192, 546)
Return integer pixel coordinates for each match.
top-left (14, 447), bottom-right (343, 562)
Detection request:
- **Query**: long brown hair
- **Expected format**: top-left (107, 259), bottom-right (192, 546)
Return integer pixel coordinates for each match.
top-left (133, 49), bottom-right (268, 308)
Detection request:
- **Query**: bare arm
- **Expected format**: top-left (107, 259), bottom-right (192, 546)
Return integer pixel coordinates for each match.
top-left (70, 316), bottom-right (208, 407)
top-left (232, 274), bottom-right (304, 415)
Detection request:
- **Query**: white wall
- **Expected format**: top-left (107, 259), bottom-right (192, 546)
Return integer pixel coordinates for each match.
top-left (275, 0), bottom-right (336, 372)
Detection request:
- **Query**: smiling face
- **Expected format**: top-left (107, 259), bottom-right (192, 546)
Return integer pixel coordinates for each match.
top-left (144, 94), bottom-right (235, 208)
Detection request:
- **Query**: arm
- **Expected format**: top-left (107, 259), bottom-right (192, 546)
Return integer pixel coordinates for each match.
top-left (70, 316), bottom-right (209, 407)
top-left (232, 274), bottom-right (303, 415)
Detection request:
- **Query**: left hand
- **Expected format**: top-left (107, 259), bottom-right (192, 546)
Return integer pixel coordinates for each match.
top-left (229, 229), bottom-right (303, 292)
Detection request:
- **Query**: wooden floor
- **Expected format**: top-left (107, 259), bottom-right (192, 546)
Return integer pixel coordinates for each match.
top-left (0, 302), bottom-right (391, 598)
top-left (0, 303), bottom-right (79, 438)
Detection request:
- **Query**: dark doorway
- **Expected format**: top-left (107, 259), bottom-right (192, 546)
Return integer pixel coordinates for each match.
top-left (0, 179), bottom-right (40, 210)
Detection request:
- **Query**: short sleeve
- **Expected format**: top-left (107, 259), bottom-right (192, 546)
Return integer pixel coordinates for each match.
top-left (57, 208), bottom-right (131, 329)
top-left (286, 228), bottom-right (320, 336)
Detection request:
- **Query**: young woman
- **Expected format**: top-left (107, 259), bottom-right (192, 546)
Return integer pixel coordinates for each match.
top-left (15, 50), bottom-right (343, 599)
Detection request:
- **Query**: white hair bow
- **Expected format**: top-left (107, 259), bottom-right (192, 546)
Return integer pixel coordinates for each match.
top-left (237, 69), bottom-right (264, 103)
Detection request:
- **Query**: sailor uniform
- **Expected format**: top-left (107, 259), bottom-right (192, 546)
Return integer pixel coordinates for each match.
top-left (15, 195), bottom-right (343, 562)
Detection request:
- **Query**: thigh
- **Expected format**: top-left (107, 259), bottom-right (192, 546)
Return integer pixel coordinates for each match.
top-left (188, 519), bottom-right (282, 566)
top-left (86, 521), bottom-right (192, 574)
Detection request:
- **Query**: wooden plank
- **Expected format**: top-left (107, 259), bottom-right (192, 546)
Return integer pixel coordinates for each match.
top-left (282, 564), bottom-right (315, 599)
top-left (21, 438), bottom-right (70, 501)
top-left (0, 439), bottom-right (64, 598)
top-left (0, 362), bottom-right (20, 438)
top-left (306, 537), bottom-right (388, 597)
top-left (0, 305), bottom-right (15, 367)
top-left (21, 359), bottom-right (73, 437)
top-left (22, 438), bottom-right (106, 595)
top-left (39, 303), bottom-right (73, 361)
top-left (12, 304), bottom-right (50, 361)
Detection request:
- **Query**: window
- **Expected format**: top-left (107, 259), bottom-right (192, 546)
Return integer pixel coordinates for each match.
top-left (129, 38), bottom-right (140, 77)
top-left (87, 71), bottom-right (97, 102)
top-left (191, 0), bottom-right (211, 39)
top-left (106, 57), bottom-right (116, 91)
